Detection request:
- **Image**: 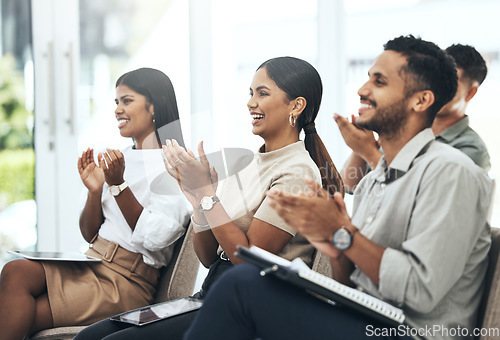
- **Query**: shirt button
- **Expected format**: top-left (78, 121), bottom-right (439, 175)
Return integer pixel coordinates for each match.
top-left (380, 183), bottom-right (386, 189)
top-left (366, 216), bottom-right (374, 224)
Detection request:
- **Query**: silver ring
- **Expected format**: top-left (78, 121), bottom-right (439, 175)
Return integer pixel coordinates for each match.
top-left (173, 158), bottom-right (181, 164)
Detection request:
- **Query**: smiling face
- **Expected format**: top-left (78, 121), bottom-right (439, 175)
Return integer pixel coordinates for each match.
top-left (115, 84), bottom-right (156, 148)
top-left (356, 50), bottom-right (411, 139)
top-left (247, 67), bottom-right (297, 145)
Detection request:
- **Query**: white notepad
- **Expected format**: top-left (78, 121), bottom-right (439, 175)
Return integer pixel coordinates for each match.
top-left (236, 245), bottom-right (405, 326)
top-left (298, 267), bottom-right (404, 323)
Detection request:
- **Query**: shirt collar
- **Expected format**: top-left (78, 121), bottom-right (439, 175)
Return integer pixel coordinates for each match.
top-left (436, 115), bottom-right (469, 142)
top-left (374, 128), bottom-right (435, 183)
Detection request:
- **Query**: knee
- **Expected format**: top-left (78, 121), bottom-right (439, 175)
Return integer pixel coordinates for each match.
top-left (0, 259), bottom-right (40, 288)
top-left (1, 259), bottom-right (24, 280)
top-left (212, 263), bottom-right (263, 293)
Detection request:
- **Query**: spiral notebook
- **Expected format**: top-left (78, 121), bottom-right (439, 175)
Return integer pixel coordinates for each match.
top-left (235, 246), bottom-right (405, 326)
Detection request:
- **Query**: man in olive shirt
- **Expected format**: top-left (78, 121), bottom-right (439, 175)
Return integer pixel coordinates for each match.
top-left (336, 43), bottom-right (490, 193)
top-left (433, 44), bottom-right (490, 171)
top-left (185, 36), bottom-right (493, 340)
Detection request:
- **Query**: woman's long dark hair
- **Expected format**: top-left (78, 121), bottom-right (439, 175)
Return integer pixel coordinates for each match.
top-left (257, 57), bottom-right (344, 196)
top-left (116, 68), bottom-right (185, 148)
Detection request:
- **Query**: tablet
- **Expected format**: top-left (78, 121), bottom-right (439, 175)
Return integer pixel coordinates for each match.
top-left (110, 297), bottom-right (203, 326)
top-left (6, 250), bottom-right (101, 262)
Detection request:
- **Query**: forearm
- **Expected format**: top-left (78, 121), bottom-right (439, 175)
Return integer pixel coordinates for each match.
top-left (329, 253), bottom-right (356, 287)
top-left (204, 205), bottom-right (250, 265)
top-left (113, 188), bottom-right (144, 231)
top-left (79, 191), bottom-right (104, 243)
top-left (193, 229), bottom-right (219, 268)
top-left (191, 188), bottom-right (250, 264)
top-left (191, 208), bottom-right (219, 266)
top-left (342, 232), bottom-right (385, 286)
top-left (340, 153), bottom-right (369, 192)
top-left (357, 146), bottom-right (382, 170)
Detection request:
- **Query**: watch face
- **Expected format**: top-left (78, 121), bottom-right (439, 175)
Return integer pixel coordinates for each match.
top-left (333, 228), bottom-right (352, 250)
top-left (200, 197), bottom-right (213, 210)
top-left (110, 186), bottom-right (119, 196)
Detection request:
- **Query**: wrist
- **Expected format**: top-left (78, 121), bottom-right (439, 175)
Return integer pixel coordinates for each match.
top-left (198, 195), bottom-right (220, 211)
top-left (191, 213), bottom-right (210, 233)
top-left (88, 188), bottom-right (103, 196)
top-left (109, 181), bottom-right (128, 197)
top-left (331, 224), bottom-right (359, 251)
top-left (106, 178), bottom-right (125, 186)
top-left (195, 188), bottom-right (217, 205)
top-left (192, 208), bottom-right (207, 223)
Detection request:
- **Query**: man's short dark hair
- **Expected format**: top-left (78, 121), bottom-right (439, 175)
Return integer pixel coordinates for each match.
top-left (446, 44), bottom-right (487, 86)
top-left (384, 35), bottom-right (458, 125)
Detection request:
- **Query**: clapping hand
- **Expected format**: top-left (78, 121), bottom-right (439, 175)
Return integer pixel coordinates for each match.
top-left (333, 114), bottom-right (379, 158)
top-left (267, 177), bottom-right (352, 259)
top-left (162, 139), bottom-right (218, 208)
top-left (98, 149), bottom-right (125, 186)
top-left (78, 148), bottom-right (105, 193)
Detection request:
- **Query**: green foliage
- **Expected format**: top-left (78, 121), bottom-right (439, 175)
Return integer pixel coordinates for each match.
top-left (0, 54), bottom-right (33, 150)
top-left (0, 149), bottom-right (34, 209)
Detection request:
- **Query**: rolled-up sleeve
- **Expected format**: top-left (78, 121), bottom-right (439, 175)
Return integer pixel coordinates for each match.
top-left (378, 163), bottom-right (491, 313)
top-left (131, 192), bottom-right (190, 252)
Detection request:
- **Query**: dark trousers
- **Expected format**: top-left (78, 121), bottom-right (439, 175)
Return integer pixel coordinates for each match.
top-left (74, 258), bottom-right (233, 340)
top-left (184, 263), bottom-right (412, 340)
top-left (73, 311), bottom-right (197, 340)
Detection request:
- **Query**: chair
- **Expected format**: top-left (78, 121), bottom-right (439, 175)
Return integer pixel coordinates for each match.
top-left (28, 223), bottom-right (199, 340)
top-left (311, 249), bottom-right (331, 277)
top-left (486, 178), bottom-right (496, 225)
top-left (478, 227), bottom-right (500, 340)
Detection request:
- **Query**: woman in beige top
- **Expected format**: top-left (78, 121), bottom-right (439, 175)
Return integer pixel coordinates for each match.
top-left (74, 56), bottom-right (344, 340)
top-left (163, 56), bottom-right (345, 297)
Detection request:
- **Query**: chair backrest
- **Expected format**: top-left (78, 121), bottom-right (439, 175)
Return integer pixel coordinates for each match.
top-left (311, 249), bottom-right (332, 277)
top-left (478, 227), bottom-right (500, 340)
top-left (487, 178), bottom-right (496, 224)
top-left (153, 222), bottom-right (199, 302)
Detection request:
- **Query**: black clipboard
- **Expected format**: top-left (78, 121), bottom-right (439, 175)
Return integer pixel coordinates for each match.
top-left (235, 246), bottom-right (405, 327)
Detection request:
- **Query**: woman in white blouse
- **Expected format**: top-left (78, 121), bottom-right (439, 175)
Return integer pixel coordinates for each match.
top-left (0, 68), bottom-right (190, 339)
top-left (75, 57), bottom-right (345, 340)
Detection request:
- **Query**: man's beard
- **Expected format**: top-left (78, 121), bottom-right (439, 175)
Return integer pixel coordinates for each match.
top-left (357, 97), bottom-right (408, 140)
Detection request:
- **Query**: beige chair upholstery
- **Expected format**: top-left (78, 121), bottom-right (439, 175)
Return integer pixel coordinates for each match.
top-left (29, 223), bottom-right (199, 340)
top-left (153, 223), bottom-right (198, 302)
top-left (311, 249), bottom-right (331, 277)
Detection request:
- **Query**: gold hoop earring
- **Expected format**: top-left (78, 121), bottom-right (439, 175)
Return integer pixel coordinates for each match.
top-left (289, 113), bottom-right (296, 128)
